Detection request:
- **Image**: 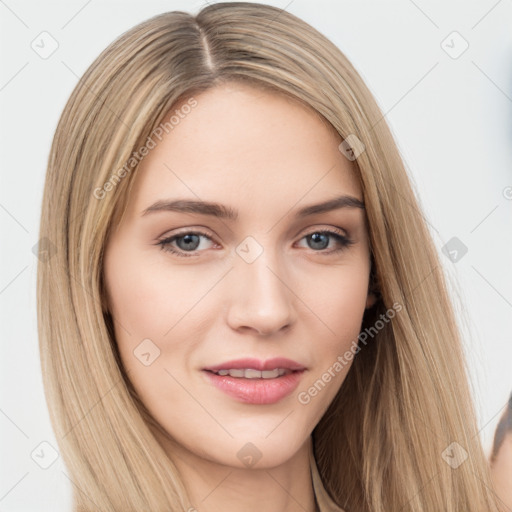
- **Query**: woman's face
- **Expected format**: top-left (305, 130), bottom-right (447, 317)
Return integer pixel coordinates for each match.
top-left (103, 81), bottom-right (376, 469)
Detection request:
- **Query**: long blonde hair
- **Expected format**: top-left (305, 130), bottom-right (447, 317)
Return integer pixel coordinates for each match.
top-left (37, 2), bottom-right (501, 510)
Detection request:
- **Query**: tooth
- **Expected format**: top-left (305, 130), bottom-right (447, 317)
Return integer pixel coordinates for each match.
top-left (244, 369), bottom-right (262, 379)
top-left (213, 368), bottom-right (290, 378)
top-left (228, 369), bottom-right (245, 378)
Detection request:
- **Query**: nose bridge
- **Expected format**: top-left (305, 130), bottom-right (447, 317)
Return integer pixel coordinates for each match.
top-left (227, 235), bottom-right (295, 334)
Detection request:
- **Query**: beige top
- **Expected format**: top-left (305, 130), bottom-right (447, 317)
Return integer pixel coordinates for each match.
top-left (309, 444), bottom-right (346, 512)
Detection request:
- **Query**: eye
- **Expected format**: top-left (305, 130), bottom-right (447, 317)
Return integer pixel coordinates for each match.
top-left (296, 228), bottom-right (354, 255)
top-left (156, 227), bottom-right (354, 258)
top-left (157, 230), bottom-right (215, 257)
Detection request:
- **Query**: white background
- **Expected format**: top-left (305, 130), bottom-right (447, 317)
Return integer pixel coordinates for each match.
top-left (1, 0), bottom-right (511, 510)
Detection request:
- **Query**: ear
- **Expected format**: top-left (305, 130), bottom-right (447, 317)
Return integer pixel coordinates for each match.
top-left (365, 291), bottom-right (377, 309)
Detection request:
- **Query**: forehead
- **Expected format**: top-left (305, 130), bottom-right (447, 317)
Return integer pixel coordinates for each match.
top-left (126, 82), bottom-right (362, 221)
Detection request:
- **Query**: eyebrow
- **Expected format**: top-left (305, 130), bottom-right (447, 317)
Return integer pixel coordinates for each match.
top-left (141, 194), bottom-right (364, 220)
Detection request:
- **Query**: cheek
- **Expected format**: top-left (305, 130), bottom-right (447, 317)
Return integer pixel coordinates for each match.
top-left (302, 259), bottom-right (370, 344)
top-left (103, 244), bottom-right (219, 404)
top-left (324, 282), bottom-right (368, 345)
top-left (102, 247), bottom-right (198, 419)
top-left (103, 245), bottom-right (208, 343)
top-left (295, 260), bottom-right (370, 402)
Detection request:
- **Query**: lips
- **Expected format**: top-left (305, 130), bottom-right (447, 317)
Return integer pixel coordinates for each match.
top-left (201, 357), bottom-right (306, 404)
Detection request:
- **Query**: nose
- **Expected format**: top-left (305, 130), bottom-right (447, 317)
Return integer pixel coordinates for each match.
top-left (226, 246), bottom-right (296, 336)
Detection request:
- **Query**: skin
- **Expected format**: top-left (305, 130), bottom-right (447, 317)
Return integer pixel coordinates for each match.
top-left (490, 406), bottom-right (512, 511)
top-left (103, 81), bottom-right (376, 512)
top-left (490, 439), bottom-right (512, 512)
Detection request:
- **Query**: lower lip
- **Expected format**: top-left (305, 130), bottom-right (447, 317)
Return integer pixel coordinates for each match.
top-left (202, 370), bottom-right (305, 404)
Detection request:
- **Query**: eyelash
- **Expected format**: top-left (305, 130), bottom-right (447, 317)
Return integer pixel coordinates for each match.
top-left (156, 228), bottom-right (354, 258)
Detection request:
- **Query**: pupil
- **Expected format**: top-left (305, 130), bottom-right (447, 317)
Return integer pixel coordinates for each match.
top-left (309, 233), bottom-right (328, 250)
top-left (178, 234), bottom-right (200, 251)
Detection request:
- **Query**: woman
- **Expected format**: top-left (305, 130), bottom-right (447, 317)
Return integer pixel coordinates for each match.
top-left (36, 2), bottom-right (502, 510)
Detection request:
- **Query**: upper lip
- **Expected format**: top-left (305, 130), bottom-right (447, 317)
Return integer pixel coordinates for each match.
top-left (203, 357), bottom-right (306, 372)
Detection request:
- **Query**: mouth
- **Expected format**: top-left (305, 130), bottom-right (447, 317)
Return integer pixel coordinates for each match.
top-left (205, 368), bottom-right (295, 379)
top-left (201, 359), bottom-right (306, 405)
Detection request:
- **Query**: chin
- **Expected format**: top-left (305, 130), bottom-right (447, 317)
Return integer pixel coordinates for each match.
top-left (201, 433), bottom-right (308, 470)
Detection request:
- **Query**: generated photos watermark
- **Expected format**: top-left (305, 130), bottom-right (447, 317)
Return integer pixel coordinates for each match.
top-left (297, 301), bottom-right (403, 405)
top-left (93, 97), bottom-right (198, 200)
